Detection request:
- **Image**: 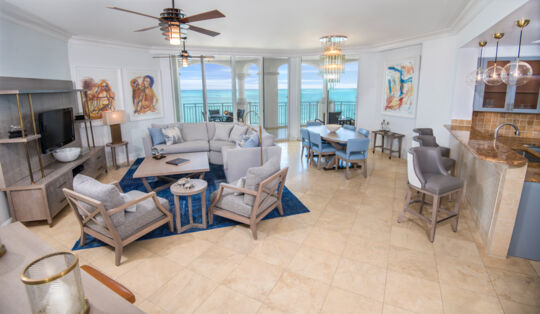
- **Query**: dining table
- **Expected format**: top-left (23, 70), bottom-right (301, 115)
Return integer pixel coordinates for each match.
top-left (306, 125), bottom-right (367, 169)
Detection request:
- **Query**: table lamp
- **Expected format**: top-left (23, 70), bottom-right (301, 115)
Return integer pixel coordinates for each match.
top-left (102, 110), bottom-right (126, 144)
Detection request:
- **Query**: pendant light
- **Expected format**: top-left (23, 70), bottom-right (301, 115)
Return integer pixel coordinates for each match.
top-left (467, 41), bottom-right (487, 86)
top-left (483, 33), bottom-right (507, 86)
top-left (180, 40), bottom-right (190, 67)
top-left (502, 19), bottom-right (533, 86)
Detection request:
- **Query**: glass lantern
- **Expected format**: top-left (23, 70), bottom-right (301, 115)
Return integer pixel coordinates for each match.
top-left (483, 64), bottom-right (507, 86)
top-left (21, 252), bottom-right (88, 314)
top-left (502, 59), bottom-right (533, 86)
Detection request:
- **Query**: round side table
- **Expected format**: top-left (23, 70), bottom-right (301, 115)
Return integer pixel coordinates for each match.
top-left (106, 141), bottom-right (129, 169)
top-left (170, 179), bottom-right (208, 233)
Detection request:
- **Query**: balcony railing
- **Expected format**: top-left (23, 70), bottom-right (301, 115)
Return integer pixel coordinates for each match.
top-left (181, 100), bottom-right (355, 125)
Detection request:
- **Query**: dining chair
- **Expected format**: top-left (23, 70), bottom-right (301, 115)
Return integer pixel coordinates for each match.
top-left (357, 128), bottom-right (370, 138)
top-left (306, 121), bottom-right (322, 127)
top-left (308, 130), bottom-right (336, 169)
top-left (300, 128), bottom-right (312, 162)
top-left (335, 138), bottom-right (370, 179)
top-left (328, 112), bottom-right (341, 124)
top-left (343, 124), bottom-right (355, 131)
top-left (398, 146), bottom-right (463, 242)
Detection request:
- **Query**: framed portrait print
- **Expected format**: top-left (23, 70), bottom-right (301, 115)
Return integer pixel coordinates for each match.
top-left (123, 68), bottom-right (163, 121)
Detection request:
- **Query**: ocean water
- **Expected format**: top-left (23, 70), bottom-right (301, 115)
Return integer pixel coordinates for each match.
top-left (181, 88), bottom-right (357, 105)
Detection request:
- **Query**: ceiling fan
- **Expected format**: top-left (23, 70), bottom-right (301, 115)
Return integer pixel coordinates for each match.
top-left (108, 0), bottom-right (225, 45)
top-left (153, 41), bottom-right (214, 67)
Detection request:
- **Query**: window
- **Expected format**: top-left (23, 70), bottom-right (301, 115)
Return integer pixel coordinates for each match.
top-left (179, 58), bottom-right (204, 123)
top-left (329, 60), bottom-right (358, 122)
top-left (301, 57), bottom-right (324, 125)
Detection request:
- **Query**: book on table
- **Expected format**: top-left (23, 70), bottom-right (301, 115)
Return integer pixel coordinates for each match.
top-left (166, 158), bottom-right (190, 166)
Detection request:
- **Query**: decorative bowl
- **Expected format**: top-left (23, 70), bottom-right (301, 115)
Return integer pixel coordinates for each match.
top-left (52, 147), bottom-right (81, 163)
top-left (325, 124), bottom-right (342, 133)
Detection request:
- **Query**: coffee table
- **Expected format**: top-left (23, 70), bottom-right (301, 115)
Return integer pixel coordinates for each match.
top-left (133, 152), bottom-right (210, 192)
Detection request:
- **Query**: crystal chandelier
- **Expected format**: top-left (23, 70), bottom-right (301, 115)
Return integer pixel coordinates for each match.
top-left (502, 19), bottom-right (533, 86)
top-left (320, 35), bottom-right (347, 88)
top-left (467, 41), bottom-right (487, 86)
top-left (483, 33), bottom-right (507, 86)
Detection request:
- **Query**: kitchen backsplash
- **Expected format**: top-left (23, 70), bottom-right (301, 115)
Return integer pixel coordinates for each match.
top-left (472, 112), bottom-right (540, 138)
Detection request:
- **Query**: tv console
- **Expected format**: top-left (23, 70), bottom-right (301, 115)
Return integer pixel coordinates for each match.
top-left (1, 146), bottom-right (106, 225)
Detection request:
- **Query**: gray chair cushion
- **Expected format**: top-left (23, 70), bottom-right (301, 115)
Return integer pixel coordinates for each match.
top-left (73, 174), bottom-right (125, 226)
top-left (87, 190), bottom-right (168, 240)
top-left (439, 146), bottom-right (450, 158)
top-left (423, 173), bottom-right (463, 195)
top-left (209, 140), bottom-right (235, 152)
top-left (182, 123), bottom-right (209, 141)
top-left (153, 141), bottom-right (209, 154)
top-left (210, 190), bottom-right (277, 218)
top-left (441, 157), bottom-right (455, 171)
top-left (244, 158), bottom-right (280, 205)
top-left (229, 125), bottom-right (248, 142)
top-left (214, 123), bottom-right (233, 141)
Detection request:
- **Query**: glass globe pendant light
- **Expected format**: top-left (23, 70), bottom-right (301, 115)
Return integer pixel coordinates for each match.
top-left (502, 19), bottom-right (533, 86)
top-left (483, 33), bottom-right (507, 86)
top-left (467, 41), bottom-right (487, 86)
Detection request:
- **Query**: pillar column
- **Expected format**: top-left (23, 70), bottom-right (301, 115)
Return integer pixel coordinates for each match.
top-left (263, 71), bottom-right (280, 129)
top-left (236, 72), bottom-right (247, 110)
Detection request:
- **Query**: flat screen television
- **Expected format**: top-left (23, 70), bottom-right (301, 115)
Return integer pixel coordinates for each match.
top-left (38, 108), bottom-right (75, 153)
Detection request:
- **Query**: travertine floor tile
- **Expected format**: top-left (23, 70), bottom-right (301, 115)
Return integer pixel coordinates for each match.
top-left (248, 236), bottom-right (300, 267)
top-left (387, 245), bottom-right (438, 282)
top-left (487, 267), bottom-right (540, 307)
top-left (287, 245), bottom-right (340, 284)
top-left (332, 257), bottom-right (387, 301)
top-left (194, 285), bottom-right (262, 314)
top-left (189, 244), bottom-right (245, 282)
top-left (499, 298), bottom-right (540, 314)
top-left (384, 271), bottom-right (443, 314)
top-left (440, 284), bottom-right (503, 314)
top-left (303, 226), bottom-right (347, 255)
top-left (343, 234), bottom-right (390, 268)
top-left (223, 257), bottom-right (283, 301)
top-left (321, 287), bottom-right (383, 314)
top-left (437, 255), bottom-right (496, 296)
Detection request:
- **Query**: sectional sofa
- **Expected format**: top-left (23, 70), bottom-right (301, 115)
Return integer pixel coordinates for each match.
top-left (142, 122), bottom-right (280, 182)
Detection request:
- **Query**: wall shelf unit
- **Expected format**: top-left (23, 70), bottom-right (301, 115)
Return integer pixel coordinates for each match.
top-left (0, 134), bottom-right (41, 144)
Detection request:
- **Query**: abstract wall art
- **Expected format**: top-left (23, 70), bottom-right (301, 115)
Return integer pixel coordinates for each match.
top-left (74, 66), bottom-right (123, 120)
top-left (382, 56), bottom-right (420, 118)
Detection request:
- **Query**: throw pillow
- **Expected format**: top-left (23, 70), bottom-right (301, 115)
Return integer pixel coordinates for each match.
top-left (161, 126), bottom-right (182, 145)
top-left (72, 174), bottom-right (125, 226)
top-left (121, 193), bottom-right (137, 212)
top-left (214, 123), bottom-right (233, 141)
top-left (244, 157), bottom-right (280, 205)
top-left (242, 133), bottom-right (259, 148)
top-left (148, 128), bottom-right (165, 146)
top-left (229, 125), bottom-right (248, 143)
top-left (233, 177), bottom-right (246, 196)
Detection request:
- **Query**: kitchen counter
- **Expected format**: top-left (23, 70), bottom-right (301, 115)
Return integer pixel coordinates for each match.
top-left (445, 125), bottom-right (540, 182)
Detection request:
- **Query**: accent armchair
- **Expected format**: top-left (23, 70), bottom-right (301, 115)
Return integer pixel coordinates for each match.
top-left (209, 159), bottom-right (288, 239)
top-left (64, 175), bottom-right (173, 266)
top-left (335, 138), bottom-right (370, 179)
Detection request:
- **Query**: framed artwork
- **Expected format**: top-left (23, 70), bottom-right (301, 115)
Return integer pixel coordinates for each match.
top-left (381, 56), bottom-right (420, 118)
top-left (123, 69), bottom-right (163, 121)
top-left (74, 66), bottom-right (123, 120)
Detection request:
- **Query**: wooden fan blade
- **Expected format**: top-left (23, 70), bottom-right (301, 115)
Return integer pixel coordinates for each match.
top-left (107, 6), bottom-right (161, 20)
top-left (180, 10), bottom-right (225, 23)
top-left (134, 25), bottom-right (160, 32)
top-left (188, 25), bottom-right (220, 37)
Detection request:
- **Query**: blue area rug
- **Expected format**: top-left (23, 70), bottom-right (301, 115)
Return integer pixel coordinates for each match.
top-left (72, 158), bottom-right (309, 250)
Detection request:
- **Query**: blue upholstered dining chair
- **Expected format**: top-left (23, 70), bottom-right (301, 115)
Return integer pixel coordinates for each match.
top-left (343, 124), bottom-right (355, 131)
top-left (306, 121), bottom-right (322, 127)
top-left (335, 138), bottom-right (370, 179)
top-left (300, 128), bottom-right (312, 162)
top-left (357, 128), bottom-right (370, 138)
top-left (308, 130), bottom-right (336, 169)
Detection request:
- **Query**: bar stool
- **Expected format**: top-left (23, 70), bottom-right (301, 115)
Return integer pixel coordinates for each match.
top-left (412, 136), bottom-right (454, 173)
top-left (398, 147), bottom-right (464, 242)
top-left (412, 129), bottom-right (451, 158)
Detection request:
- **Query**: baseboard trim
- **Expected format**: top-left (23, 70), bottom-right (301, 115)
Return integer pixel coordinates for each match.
top-left (1, 218), bottom-right (13, 227)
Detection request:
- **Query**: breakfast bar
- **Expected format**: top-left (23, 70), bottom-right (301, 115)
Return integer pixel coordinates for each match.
top-left (446, 125), bottom-right (540, 258)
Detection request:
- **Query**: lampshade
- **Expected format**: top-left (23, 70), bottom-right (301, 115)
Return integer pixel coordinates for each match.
top-left (102, 110), bottom-right (126, 125)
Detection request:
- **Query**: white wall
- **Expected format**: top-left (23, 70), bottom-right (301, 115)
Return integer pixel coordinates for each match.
top-left (0, 17), bottom-right (70, 80)
top-left (68, 40), bottom-right (176, 164)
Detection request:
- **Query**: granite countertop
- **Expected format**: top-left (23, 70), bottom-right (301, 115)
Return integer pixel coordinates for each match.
top-left (445, 125), bottom-right (540, 183)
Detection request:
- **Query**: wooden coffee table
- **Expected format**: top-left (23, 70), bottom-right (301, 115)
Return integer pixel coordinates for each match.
top-left (133, 152), bottom-right (210, 192)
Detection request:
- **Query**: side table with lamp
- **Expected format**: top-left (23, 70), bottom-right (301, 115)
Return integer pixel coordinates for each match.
top-left (102, 110), bottom-right (129, 169)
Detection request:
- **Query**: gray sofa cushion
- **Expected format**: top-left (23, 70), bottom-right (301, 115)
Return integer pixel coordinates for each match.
top-left (210, 190), bottom-right (277, 218)
top-left (182, 123), bottom-right (209, 141)
top-left (73, 174), bottom-right (125, 226)
top-left (153, 141), bottom-right (209, 154)
top-left (209, 140), bottom-right (235, 152)
top-left (244, 157), bottom-right (280, 205)
top-left (87, 190), bottom-right (168, 240)
top-left (214, 123), bottom-right (233, 141)
top-left (229, 125), bottom-right (248, 142)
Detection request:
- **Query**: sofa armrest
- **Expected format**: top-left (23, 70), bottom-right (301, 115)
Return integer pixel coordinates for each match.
top-left (142, 133), bottom-right (153, 157)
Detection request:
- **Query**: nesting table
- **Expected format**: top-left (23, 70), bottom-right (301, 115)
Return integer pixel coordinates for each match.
top-left (171, 179), bottom-right (208, 233)
top-left (372, 130), bottom-right (405, 159)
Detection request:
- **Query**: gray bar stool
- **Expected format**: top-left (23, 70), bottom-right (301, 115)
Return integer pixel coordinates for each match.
top-left (398, 147), bottom-right (464, 242)
top-left (412, 136), bottom-right (455, 175)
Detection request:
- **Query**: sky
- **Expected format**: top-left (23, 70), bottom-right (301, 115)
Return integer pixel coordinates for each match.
top-left (179, 60), bottom-right (358, 90)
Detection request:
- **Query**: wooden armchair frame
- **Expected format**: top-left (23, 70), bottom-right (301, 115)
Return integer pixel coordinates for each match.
top-left (63, 181), bottom-right (173, 266)
top-left (209, 167), bottom-right (289, 239)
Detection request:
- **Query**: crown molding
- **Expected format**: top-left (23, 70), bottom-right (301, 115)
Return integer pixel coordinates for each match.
top-left (0, 0), bottom-right (71, 41)
top-left (69, 35), bottom-right (152, 51)
top-left (450, 0), bottom-right (493, 32)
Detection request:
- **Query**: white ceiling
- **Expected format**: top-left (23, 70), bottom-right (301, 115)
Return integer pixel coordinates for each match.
top-left (464, 0), bottom-right (540, 48)
top-left (4, 0), bottom-right (475, 50)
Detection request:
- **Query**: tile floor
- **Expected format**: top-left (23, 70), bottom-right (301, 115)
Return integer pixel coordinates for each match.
top-left (26, 142), bottom-right (540, 314)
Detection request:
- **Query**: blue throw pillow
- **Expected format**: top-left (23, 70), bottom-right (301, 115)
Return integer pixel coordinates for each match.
top-left (148, 128), bottom-right (165, 145)
top-left (243, 133), bottom-right (259, 148)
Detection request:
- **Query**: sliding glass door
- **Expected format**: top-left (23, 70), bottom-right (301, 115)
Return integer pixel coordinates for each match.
top-left (300, 57), bottom-right (324, 125)
top-left (328, 60), bottom-right (358, 124)
top-left (179, 58), bottom-right (204, 123)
